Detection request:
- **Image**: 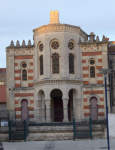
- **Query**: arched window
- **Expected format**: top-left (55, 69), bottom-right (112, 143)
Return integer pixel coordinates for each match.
top-left (69, 53), bottom-right (74, 74)
top-left (52, 53), bottom-right (59, 73)
top-left (22, 69), bottom-right (27, 81)
top-left (40, 55), bottom-right (43, 75)
top-left (90, 66), bottom-right (95, 78)
top-left (89, 59), bottom-right (95, 78)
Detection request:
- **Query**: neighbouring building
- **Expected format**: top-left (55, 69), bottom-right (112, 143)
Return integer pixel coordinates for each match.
top-left (6, 10), bottom-right (110, 123)
top-left (0, 68), bottom-right (6, 110)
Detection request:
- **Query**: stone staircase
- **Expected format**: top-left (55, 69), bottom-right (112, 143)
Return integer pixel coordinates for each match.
top-left (75, 121), bottom-right (91, 139)
top-left (10, 122), bottom-right (25, 141)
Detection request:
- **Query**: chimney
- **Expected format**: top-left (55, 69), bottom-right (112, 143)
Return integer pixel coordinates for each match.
top-left (49, 10), bottom-right (60, 24)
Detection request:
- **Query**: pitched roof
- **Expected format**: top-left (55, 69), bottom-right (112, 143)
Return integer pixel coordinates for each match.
top-left (0, 68), bottom-right (6, 73)
top-left (0, 85), bottom-right (6, 103)
top-left (108, 45), bottom-right (115, 53)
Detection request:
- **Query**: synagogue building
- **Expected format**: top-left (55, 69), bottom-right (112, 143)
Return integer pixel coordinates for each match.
top-left (6, 10), bottom-right (110, 123)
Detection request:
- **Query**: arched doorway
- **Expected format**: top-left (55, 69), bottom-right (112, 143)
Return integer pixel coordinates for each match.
top-left (21, 99), bottom-right (28, 121)
top-left (37, 90), bottom-right (45, 122)
top-left (90, 97), bottom-right (98, 120)
top-left (51, 89), bottom-right (63, 122)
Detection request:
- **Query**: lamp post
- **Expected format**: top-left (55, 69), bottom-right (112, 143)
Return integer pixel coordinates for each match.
top-left (98, 69), bottom-right (112, 150)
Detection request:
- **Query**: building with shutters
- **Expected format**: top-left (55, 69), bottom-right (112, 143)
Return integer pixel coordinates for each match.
top-left (6, 10), bottom-right (110, 123)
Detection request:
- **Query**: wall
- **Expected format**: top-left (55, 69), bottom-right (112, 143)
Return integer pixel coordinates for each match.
top-left (108, 114), bottom-right (115, 138)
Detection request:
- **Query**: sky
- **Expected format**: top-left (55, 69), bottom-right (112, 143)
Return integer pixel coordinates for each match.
top-left (0, 0), bottom-right (115, 68)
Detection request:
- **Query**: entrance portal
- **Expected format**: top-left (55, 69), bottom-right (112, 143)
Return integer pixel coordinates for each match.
top-left (51, 89), bottom-right (63, 122)
top-left (54, 97), bottom-right (63, 122)
top-left (21, 99), bottom-right (28, 121)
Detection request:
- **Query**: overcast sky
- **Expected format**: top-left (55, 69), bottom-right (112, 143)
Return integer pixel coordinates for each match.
top-left (0, 0), bottom-right (115, 68)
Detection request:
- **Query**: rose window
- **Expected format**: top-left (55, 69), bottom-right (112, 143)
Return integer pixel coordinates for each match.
top-left (51, 41), bottom-right (59, 49)
top-left (68, 42), bottom-right (74, 50)
top-left (39, 44), bottom-right (43, 51)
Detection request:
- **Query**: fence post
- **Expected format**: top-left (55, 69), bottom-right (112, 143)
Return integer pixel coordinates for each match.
top-left (24, 120), bottom-right (26, 142)
top-left (73, 117), bottom-right (76, 141)
top-left (89, 117), bottom-right (92, 140)
top-left (9, 120), bottom-right (11, 142)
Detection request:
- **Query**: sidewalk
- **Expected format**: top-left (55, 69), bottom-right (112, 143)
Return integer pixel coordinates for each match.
top-left (2, 139), bottom-right (115, 150)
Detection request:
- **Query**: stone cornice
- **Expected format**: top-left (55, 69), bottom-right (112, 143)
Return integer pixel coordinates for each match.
top-left (33, 24), bottom-right (88, 36)
top-left (34, 78), bottom-right (82, 86)
top-left (6, 45), bottom-right (35, 49)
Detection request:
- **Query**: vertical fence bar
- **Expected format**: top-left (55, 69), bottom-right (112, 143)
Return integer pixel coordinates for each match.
top-left (89, 117), bottom-right (92, 140)
top-left (73, 117), bottom-right (76, 141)
top-left (24, 120), bottom-right (26, 142)
top-left (9, 120), bottom-right (11, 142)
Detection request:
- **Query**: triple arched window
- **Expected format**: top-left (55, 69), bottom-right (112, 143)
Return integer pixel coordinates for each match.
top-left (40, 55), bottom-right (43, 75)
top-left (52, 53), bottom-right (59, 73)
top-left (69, 53), bottom-right (74, 74)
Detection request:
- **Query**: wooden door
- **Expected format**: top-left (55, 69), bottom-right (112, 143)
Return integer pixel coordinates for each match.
top-left (90, 97), bottom-right (98, 120)
top-left (21, 99), bottom-right (28, 121)
top-left (54, 97), bottom-right (63, 122)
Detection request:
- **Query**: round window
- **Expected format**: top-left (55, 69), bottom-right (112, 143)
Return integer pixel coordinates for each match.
top-left (90, 60), bottom-right (95, 65)
top-left (51, 41), bottom-right (59, 49)
top-left (68, 42), bottom-right (74, 50)
top-left (22, 63), bottom-right (27, 68)
top-left (39, 44), bottom-right (43, 51)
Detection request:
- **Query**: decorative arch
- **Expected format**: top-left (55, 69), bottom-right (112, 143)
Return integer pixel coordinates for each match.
top-left (18, 97), bottom-right (31, 107)
top-left (50, 38), bottom-right (60, 49)
top-left (87, 94), bottom-right (100, 105)
top-left (37, 41), bottom-right (44, 52)
top-left (68, 39), bottom-right (76, 50)
top-left (86, 56), bottom-right (99, 66)
top-left (38, 90), bottom-right (45, 101)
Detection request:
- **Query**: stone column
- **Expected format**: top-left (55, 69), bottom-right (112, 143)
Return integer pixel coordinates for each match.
top-left (35, 100), bottom-right (42, 122)
top-left (45, 100), bottom-right (51, 122)
top-left (62, 98), bottom-right (69, 122)
top-left (75, 98), bottom-right (82, 120)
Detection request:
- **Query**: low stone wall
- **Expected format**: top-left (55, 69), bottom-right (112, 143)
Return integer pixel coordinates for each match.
top-left (27, 125), bottom-right (73, 141)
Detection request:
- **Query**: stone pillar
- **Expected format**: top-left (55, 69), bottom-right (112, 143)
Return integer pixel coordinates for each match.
top-left (45, 100), bottom-right (51, 122)
top-left (62, 98), bottom-right (69, 122)
top-left (75, 98), bottom-right (82, 120)
top-left (35, 100), bottom-right (42, 122)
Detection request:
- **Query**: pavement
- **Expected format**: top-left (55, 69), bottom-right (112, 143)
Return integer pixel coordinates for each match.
top-left (2, 139), bottom-right (115, 150)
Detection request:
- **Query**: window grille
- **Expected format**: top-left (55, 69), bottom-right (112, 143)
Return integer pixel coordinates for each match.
top-left (69, 54), bottom-right (74, 74)
top-left (90, 66), bottom-right (95, 78)
top-left (40, 55), bottom-right (43, 75)
top-left (22, 70), bottom-right (27, 80)
top-left (52, 53), bottom-right (59, 73)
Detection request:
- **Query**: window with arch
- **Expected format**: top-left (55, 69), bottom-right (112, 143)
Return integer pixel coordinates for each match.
top-left (22, 63), bottom-right (27, 81)
top-left (40, 55), bottom-right (43, 75)
top-left (89, 59), bottom-right (95, 78)
top-left (69, 53), bottom-right (74, 74)
top-left (52, 53), bottom-right (59, 73)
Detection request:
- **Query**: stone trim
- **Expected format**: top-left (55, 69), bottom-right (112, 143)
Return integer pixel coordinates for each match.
top-left (18, 97), bottom-right (31, 107)
top-left (34, 79), bottom-right (82, 86)
top-left (33, 24), bottom-right (81, 36)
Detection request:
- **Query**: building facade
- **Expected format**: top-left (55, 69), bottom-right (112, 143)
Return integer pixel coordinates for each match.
top-left (6, 11), bottom-right (110, 122)
top-left (0, 68), bottom-right (6, 109)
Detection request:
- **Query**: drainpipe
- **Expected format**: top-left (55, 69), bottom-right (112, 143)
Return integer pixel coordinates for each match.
top-left (108, 54), bottom-right (113, 113)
